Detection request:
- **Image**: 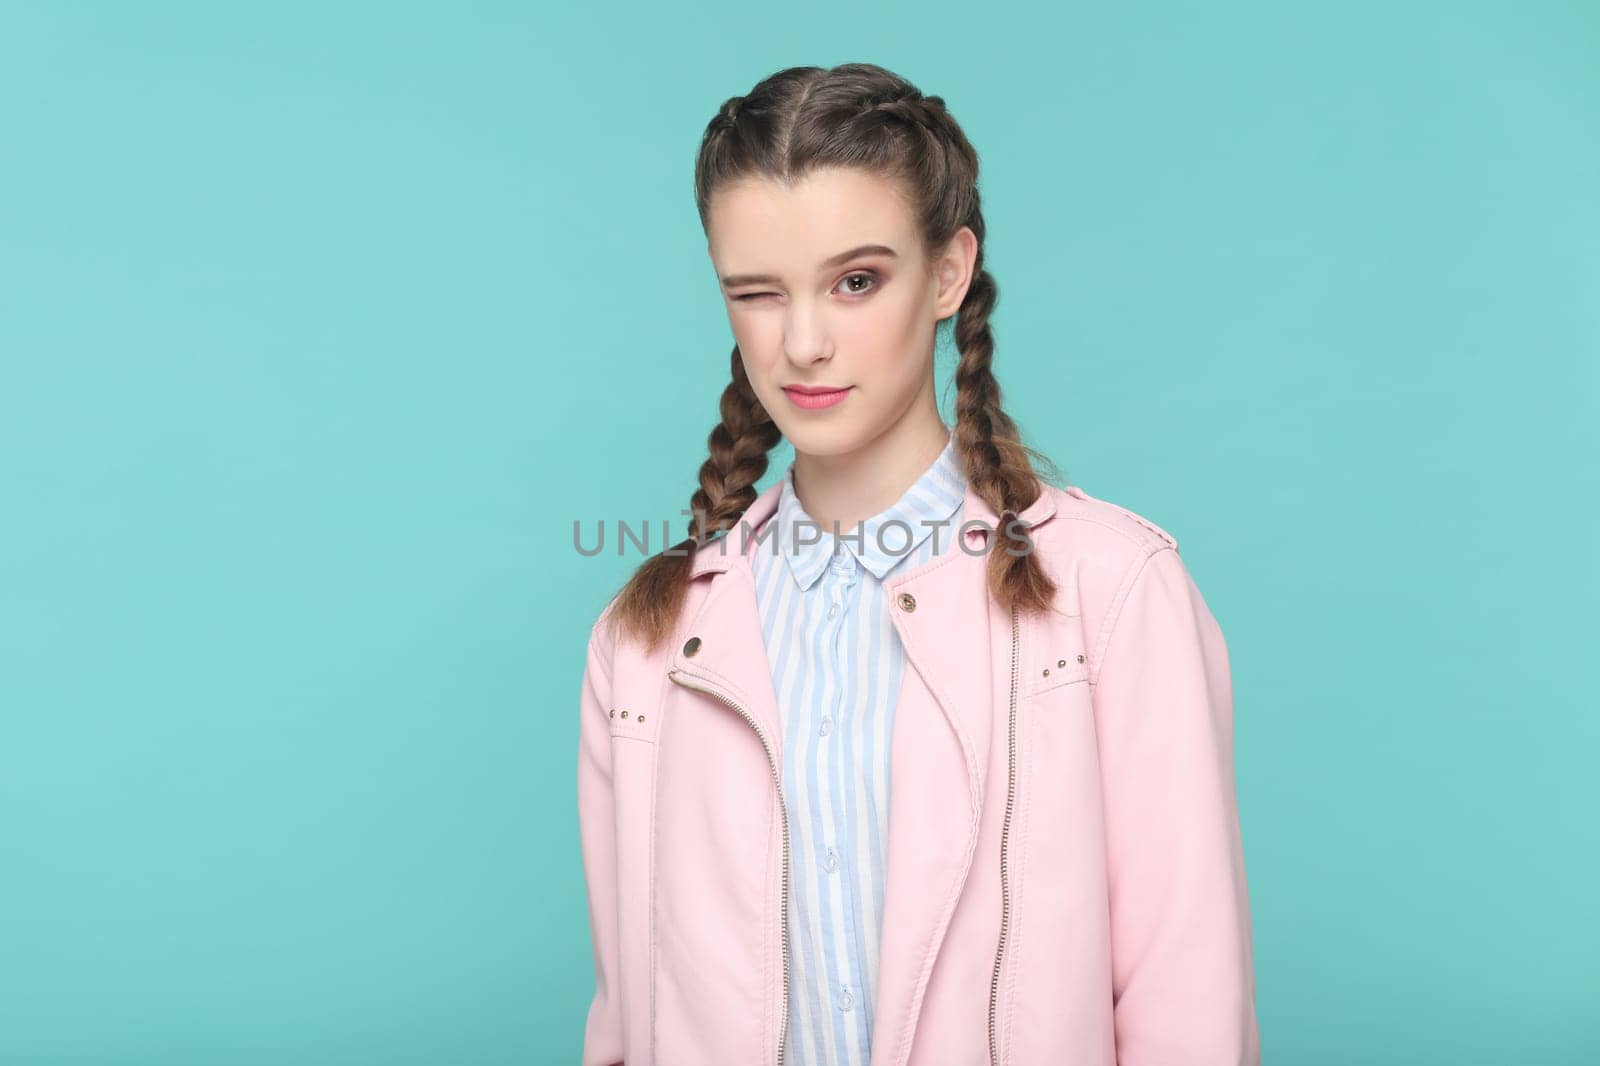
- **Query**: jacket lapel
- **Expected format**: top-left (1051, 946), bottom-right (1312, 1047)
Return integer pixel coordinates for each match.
top-left (866, 521), bottom-right (998, 1066)
top-left (869, 482), bottom-right (1057, 1065)
top-left (667, 480), bottom-right (787, 749)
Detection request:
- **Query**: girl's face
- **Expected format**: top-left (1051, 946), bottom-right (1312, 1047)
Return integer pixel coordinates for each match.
top-left (705, 167), bottom-right (974, 460)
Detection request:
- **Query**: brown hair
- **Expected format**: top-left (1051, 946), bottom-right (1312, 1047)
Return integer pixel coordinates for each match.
top-left (604, 62), bottom-right (1061, 653)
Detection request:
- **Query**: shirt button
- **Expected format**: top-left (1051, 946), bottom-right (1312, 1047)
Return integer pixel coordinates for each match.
top-left (838, 985), bottom-right (854, 1011)
top-left (818, 716), bottom-right (832, 737)
top-left (827, 603), bottom-right (839, 619)
top-left (824, 847), bottom-right (839, 873)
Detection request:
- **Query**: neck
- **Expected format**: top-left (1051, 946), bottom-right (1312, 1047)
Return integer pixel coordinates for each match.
top-left (790, 409), bottom-right (953, 534)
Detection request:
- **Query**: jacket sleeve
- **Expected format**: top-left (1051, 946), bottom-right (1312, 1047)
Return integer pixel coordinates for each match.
top-left (576, 609), bottom-right (625, 1065)
top-left (1091, 546), bottom-right (1261, 1064)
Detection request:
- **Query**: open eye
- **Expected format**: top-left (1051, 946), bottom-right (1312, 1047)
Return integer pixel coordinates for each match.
top-left (836, 271), bottom-right (880, 296)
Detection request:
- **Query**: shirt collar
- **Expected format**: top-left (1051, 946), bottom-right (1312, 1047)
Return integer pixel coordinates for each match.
top-left (765, 428), bottom-right (967, 592)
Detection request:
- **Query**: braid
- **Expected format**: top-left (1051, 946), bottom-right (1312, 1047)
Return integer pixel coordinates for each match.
top-left (607, 345), bottom-right (782, 653)
top-left (867, 93), bottom-right (944, 129)
top-left (862, 92), bottom-right (954, 173)
top-left (686, 345), bottom-right (784, 547)
top-left (953, 264), bottom-right (1060, 617)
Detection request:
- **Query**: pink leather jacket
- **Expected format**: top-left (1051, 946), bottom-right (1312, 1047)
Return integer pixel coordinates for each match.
top-left (576, 477), bottom-right (1261, 1065)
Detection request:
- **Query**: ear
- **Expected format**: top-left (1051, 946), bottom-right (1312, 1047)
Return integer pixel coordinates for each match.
top-left (932, 226), bottom-right (979, 321)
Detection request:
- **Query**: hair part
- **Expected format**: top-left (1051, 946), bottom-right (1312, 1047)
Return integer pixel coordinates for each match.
top-left (606, 62), bottom-right (1061, 654)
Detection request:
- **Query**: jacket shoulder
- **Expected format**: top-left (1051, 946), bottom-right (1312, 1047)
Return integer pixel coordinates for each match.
top-left (585, 587), bottom-right (682, 679)
top-left (1028, 483), bottom-right (1192, 682)
top-left (584, 590), bottom-right (625, 671)
top-left (1029, 482), bottom-right (1182, 611)
top-left (1043, 482), bottom-right (1180, 554)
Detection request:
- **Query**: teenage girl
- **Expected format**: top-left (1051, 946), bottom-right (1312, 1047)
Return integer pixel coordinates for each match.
top-left (577, 62), bottom-right (1260, 1066)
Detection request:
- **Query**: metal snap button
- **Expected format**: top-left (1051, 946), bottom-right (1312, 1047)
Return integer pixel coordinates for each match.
top-left (1057, 659), bottom-right (1066, 667)
top-left (897, 592), bottom-right (916, 612)
top-left (620, 710), bottom-right (628, 718)
top-left (683, 636), bottom-right (701, 657)
top-left (1077, 653), bottom-right (1085, 663)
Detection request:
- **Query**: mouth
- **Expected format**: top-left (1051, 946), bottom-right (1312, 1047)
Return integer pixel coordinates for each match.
top-left (782, 384), bottom-right (852, 410)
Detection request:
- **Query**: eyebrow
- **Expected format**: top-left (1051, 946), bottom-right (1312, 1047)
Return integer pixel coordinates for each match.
top-left (719, 244), bottom-right (899, 288)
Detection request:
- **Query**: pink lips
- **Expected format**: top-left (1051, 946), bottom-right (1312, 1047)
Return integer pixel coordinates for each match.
top-left (783, 385), bottom-right (851, 410)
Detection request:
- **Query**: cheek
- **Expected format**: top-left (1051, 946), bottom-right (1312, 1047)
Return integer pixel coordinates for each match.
top-left (843, 297), bottom-right (931, 384)
top-left (728, 316), bottom-right (781, 375)
top-left (860, 279), bottom-right (932, 349)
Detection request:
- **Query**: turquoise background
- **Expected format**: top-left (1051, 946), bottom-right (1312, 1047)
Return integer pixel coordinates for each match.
top-left (2, 2), bottom-right (1596, 1063)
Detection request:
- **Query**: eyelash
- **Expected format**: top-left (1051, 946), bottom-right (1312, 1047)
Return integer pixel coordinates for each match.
top-left (733, 270), bottom-right (881, 303)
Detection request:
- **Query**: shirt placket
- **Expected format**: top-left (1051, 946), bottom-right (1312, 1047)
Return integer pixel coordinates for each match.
top-left (820, 547), bottom-right (869, 1028)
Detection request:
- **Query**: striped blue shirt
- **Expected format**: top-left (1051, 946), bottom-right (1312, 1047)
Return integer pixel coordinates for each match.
top-left (749, 427), bottom-right (967, 1066)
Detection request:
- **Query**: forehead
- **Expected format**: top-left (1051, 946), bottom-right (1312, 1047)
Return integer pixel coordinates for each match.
top-left (707, 167), bottom-right (916, 269)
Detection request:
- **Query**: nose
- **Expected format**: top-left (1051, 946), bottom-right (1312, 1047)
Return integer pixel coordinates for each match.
top-left (782, 302), bottom-right (832, 365)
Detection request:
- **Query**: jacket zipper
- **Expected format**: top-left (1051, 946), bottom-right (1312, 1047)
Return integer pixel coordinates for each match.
top-left (988, 604), bottom-right (1020, 1066)
top-left (666, 667), bottom-right (792, 1066)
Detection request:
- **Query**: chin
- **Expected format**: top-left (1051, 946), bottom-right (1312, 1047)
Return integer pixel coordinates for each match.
top-left (780, 422), bottom-right (869, 459)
